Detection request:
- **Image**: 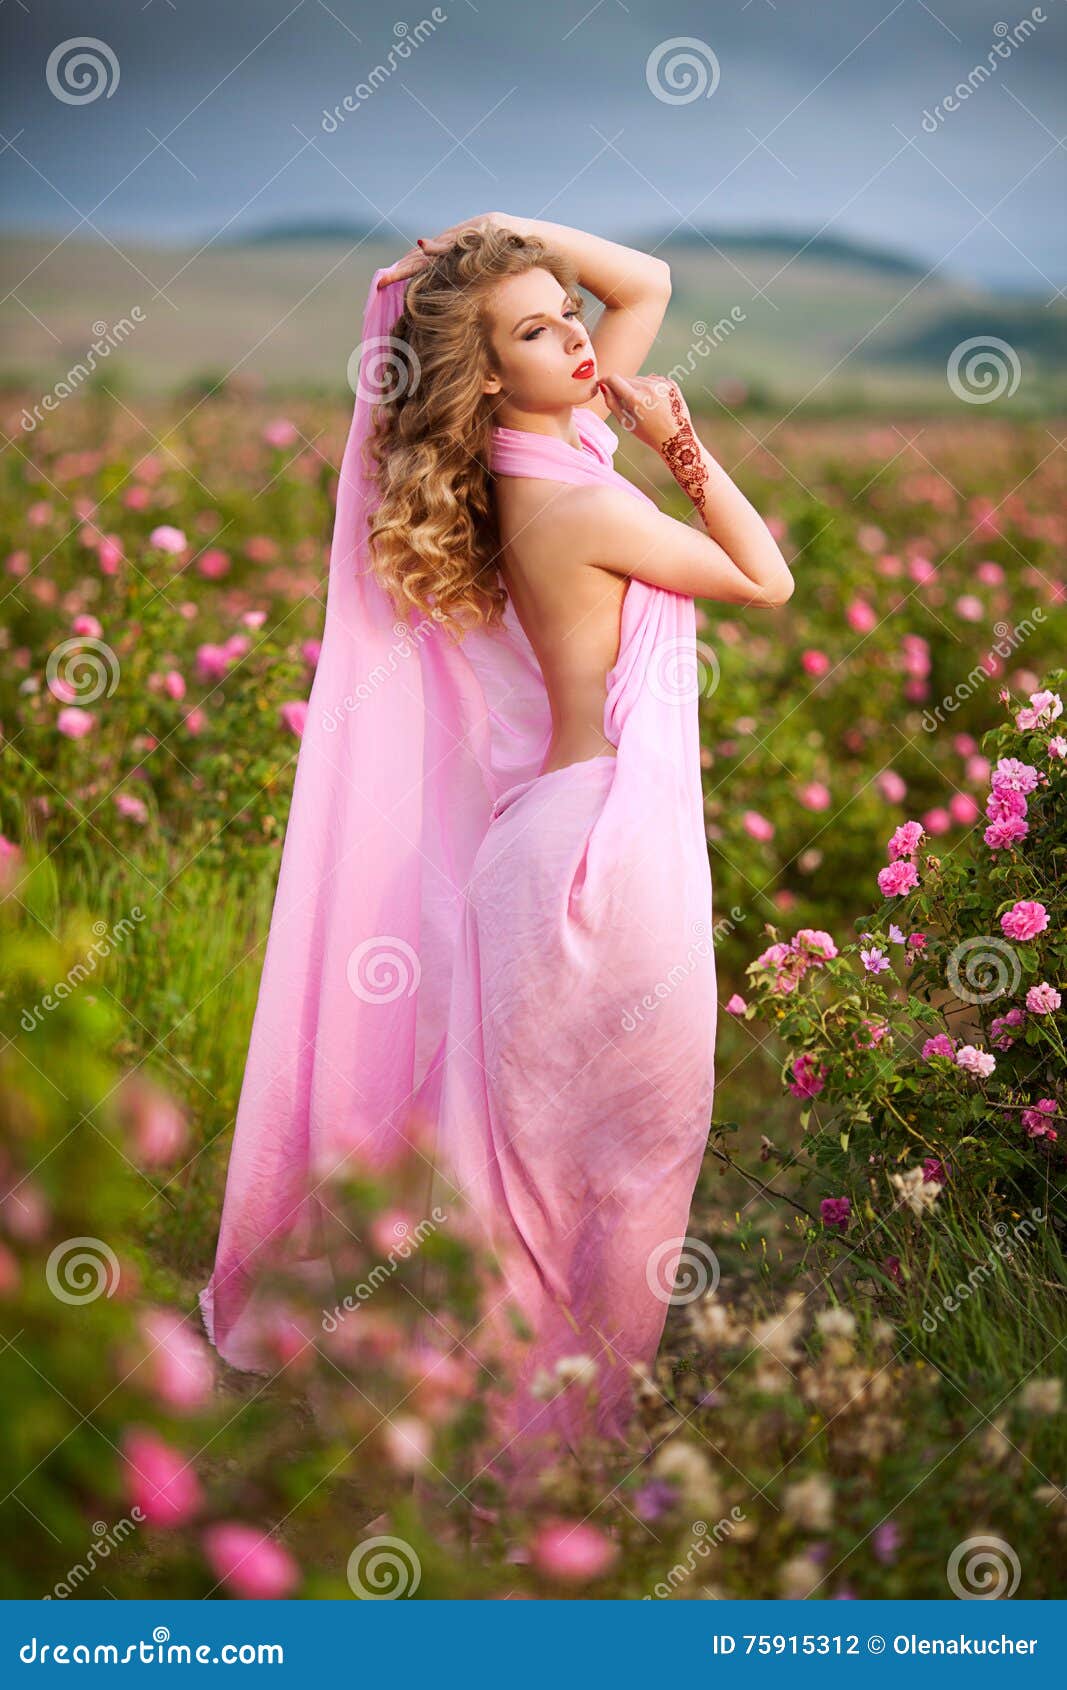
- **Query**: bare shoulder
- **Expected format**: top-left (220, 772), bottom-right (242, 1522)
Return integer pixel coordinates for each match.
top-left (512, 481), bottom-right (657, 561)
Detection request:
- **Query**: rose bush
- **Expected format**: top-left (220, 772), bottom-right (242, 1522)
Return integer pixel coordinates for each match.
top-left (741, 672), bottom-right (1065, 1300)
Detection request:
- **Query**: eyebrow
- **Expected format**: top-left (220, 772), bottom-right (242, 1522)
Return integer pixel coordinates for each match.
top-left (511, 298), bottom-right (578, 334)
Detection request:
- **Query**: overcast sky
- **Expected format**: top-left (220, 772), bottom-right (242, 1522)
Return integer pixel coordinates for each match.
top-left (2, 0), bottom-right (1064, 293)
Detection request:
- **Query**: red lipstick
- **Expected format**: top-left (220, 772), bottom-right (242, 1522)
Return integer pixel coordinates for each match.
top-left (571, 358), bottom-right (595, 380)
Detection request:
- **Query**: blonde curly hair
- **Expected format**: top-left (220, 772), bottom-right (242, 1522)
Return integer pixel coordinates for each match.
top-left (362, 224), bottom-right (583, 637)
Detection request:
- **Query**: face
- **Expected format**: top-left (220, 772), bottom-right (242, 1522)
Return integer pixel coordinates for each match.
top-left (481, 267), bottom-right (598, 413)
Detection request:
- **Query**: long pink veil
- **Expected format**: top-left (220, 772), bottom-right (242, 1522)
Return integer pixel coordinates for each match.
top-left (199, 266), bottom-right (559, 1368)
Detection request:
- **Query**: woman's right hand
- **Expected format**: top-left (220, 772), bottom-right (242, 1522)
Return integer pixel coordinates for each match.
top-left (596, 371), bottom-right (693, 452)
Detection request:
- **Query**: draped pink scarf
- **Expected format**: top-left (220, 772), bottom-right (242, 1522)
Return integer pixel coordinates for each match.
top-left (199, 264), bottom-right (717, 1483)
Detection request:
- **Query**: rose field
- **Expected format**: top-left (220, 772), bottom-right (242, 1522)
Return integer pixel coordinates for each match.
top-left (1, 386), bottom-right (1065, 1600)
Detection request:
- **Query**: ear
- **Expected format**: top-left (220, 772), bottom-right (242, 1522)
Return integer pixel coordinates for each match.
top-left (482, 370), bottom-right (503, 396)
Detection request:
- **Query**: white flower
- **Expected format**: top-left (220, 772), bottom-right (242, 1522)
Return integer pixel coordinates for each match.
top-left (652, 1440), bottom-right (722, 1515)
top-left (891, 1165), bottom-right (942, 1217)
top-left (782, 1473), bottom-right (834, 1531)
top-left (815, 1307), bottom-right (857, 1341)
top-left (531, 1353), bottom-right (598, 1399)
top-left (1018, 1378), bottom-right (1063, 1415)
top-left (554, 1353), bottom-right (597, 1389)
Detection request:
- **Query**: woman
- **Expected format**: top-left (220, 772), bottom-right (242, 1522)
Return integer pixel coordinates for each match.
top-left (199, 214), bottom-right (793, 1496)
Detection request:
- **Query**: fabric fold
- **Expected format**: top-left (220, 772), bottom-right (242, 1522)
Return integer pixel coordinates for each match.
top-left (199, 267), bottom-right (716, 1486)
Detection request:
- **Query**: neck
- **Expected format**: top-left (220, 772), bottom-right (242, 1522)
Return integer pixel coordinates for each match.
top-left (492, 404), bottom-right (582, 451)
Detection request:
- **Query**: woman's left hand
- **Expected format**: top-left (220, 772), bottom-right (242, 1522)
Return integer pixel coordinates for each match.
top-left (376, 212), bottom-right (526, 289)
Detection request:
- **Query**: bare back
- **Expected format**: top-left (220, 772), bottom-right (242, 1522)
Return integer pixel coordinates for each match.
top-left (493, 472), bottom-right (628, 776)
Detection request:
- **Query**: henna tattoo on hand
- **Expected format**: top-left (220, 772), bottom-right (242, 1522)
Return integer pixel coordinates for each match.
top-left (659, 387), bottom-right (709, 524)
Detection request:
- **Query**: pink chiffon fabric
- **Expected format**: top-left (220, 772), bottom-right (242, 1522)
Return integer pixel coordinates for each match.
top-left (198, 263), bottom-right (717, 1484)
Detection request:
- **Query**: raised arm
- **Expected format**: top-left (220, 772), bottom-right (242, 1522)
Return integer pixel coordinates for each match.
top-left (561, 373), bottom-right (794, 609)
top-left (376, 214), bottom-right (672, 421)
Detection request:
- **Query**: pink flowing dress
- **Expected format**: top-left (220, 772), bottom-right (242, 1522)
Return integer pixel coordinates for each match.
top-left (198, 265), bottom-right (717, 1491)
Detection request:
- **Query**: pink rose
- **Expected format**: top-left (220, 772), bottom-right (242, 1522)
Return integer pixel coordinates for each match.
top-left (114, 1072), bottom-right (188, 1166)
top-left (279, 700), bottom-right (307, 737)
top-left (98, 536), bottom-right (123, 572)
top-left (122, 1429), bottom-right (203, 1527)
top-left (798, 781), bottom-right (831, 812)
top-left (846, 599), bottom-right (877, 633)
top-left (0, 834), bottom-right (22, 893)
top-left (1026, 982), bottom-right (1061, 1014)
top-left (138, 1308), bottom-right (215, 1414)
top-left (114, 791), bottom-right (148, 823)
top-left (202, 1523), bottom-right (300, 1599)
top-left (948, 793), bottom-right (979, 825)
top-left (742, 810), bottom-right (774, 842)
top-left (984, 817), bottom-right (1028, 851)
top-left (991, 758), bottom-right (1040, 795)
top-left (788, 1053), bottom-right (827, 1097)
top-left (148, 525), bottom-right (187, 555)
top-left (922, 807), bottom-right (952, 836)
top-left (955, 1044), bottom-right (995, 1078)
top-left (987, 787), bottom-right (1027, 820)
top-left (56, 707), bottom-right (94, 740)
top-left (1021, 1099), bottom-right (1058, 1138)
top-left (877, 860), bottom-right (919, 897)
top-left (196, 548), bottom-right (230, 579)
top-left (195, 644), bottom-right (230, 682)
top-left (1016, 690), bottom-right (1062, 732)
top-left (887, 821), bottom-right (924, 861)
top-left (1000, 900), bottom-right (1049, 942)
top-left (725, 993), bottom-right (747, 1014)
top-left (877, 770), bottom-right (907, 803)
top-left (921, 1033), bottom-right (956, 1061)
top-left (794, 929), bottom-right (838, 962)
top-left (530, 1520), bottom-right (619, 1584)
top-left (954, 594), bottom-right (984, 622)
top-left (263, 418), bottom-right (298, 449)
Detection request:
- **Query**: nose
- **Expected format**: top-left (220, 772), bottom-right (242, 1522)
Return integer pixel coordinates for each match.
top-left (565, 320), bottom-right (588, 354)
